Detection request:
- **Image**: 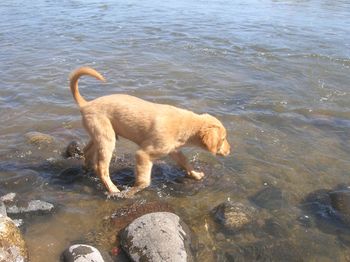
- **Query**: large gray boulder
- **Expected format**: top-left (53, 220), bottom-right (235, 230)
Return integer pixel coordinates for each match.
top-left (120, 212), bottom-right (192, 262)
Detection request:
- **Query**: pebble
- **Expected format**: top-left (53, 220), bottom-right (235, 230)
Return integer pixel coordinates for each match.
top-left (62, 244), bottom-right (105, 262)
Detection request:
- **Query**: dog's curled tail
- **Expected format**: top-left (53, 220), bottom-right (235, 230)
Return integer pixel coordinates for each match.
top-left (69, 67), bottom-right (106, 107)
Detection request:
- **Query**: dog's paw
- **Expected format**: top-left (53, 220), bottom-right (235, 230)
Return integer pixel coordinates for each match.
top-left (188, 170), bottom-right (205, 180)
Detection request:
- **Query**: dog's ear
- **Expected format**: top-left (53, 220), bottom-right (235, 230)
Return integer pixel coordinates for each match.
top-left (200, 126), bottom-right (220, 154)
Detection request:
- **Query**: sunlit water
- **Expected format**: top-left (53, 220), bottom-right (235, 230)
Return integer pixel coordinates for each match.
top-left (1, 0), bottom-right (350, 261)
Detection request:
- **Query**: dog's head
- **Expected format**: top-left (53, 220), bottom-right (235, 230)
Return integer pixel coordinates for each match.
top-left (199, 114), bottom-right (230, 156)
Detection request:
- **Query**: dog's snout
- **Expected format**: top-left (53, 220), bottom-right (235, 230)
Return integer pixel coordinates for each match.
top-left (218, 140), bottom-right (230, 156)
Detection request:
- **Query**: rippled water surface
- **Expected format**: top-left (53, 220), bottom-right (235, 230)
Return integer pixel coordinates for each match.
top-left (1, 0), bottom-right (350, 261)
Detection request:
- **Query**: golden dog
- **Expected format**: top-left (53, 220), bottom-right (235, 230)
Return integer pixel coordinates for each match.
top-left (70, 67), bottom-right (230, 198)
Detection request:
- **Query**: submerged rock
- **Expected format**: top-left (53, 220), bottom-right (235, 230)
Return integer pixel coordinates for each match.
top-left (329, 189), bottom-right (350, 225)
top-left (212, 201), bottom-right (257, 232)
top-left (25, 131), bottom-right (54, 146)
top-left (6, 199), bottom-right (54, 218)
top-left (62, 244), bottom-right (105, 262)
top-left (120, 212), bottom-right (192, 262)
top-left (251, 186), bottom-right (286, 210)
top-left (0, 215), bottom-right (29, 262)
top-left (225, 239), bottom-right (303, 262)
top-left (301, 186), bottom-right (350, 230)
top-left (1, 169), bottom-right (43, 193)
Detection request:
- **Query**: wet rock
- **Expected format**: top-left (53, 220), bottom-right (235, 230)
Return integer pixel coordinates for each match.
top-left (329, 189), bottom-right (350, 225)
top-left (120, 212), bottom-right (192, 262)
top-left (297, 215), bottom-right (313, 228)
top-left (0, 215), bottom-right (29, 261)
top-left (111, 200), bottom-right (173, 232)
top-left (52, 167), bottom-right (85, 185)
top-left (25, 131), bottom-right (54, 146)
top-left (0, 192), bottom-right (16, 204)
top-left (12, 219), bottom-right (24, 228)
top-left (262, 218), bottom-right (288, 238)
top-left (62, 244), bottom-right (105, 262)
top-left (212, 201), bottom-right (257, 232)
top-left (64, 141), bottom-right (84, 159)
top-left (6, 199), bottom-right (54, 218)
top-left (251, 186), bottom-right (286, 210)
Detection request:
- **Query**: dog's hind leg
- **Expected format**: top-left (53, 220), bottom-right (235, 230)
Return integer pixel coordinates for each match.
top-left (96, 140), bottom-right (119, 194)
top-left (85, 117), bottom-right (119, 194)
top-left (83, 140), bottom-right (96, 171)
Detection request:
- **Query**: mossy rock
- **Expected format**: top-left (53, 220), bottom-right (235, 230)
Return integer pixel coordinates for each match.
top-left (0, 216), bottom-right (29, 261)
top-left (25, 131), bottom-right (55, 146)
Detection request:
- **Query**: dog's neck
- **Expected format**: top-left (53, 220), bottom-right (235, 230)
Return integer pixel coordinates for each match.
top-left (183, 113), bottom-right (208, 148)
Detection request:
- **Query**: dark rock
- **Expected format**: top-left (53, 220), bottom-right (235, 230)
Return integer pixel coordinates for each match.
top-left (6, 199), bottom-right (54, 218)
top-left (329, 189), bottom-right (350, 225)
top-left (262, 218), bottom-right (288, 238)
top-left (251, 186), bottom-right (286, 210)
top-left (62, 244), bottom-right (105, 262)
top-left (52, 167), bottom-right (84, 185)
top-left (212, 201), bottom-right (257, 232)
top-left (301, 186), bottom-right (350, 230)
top-left (0, 216), bottom-right (29, 261)
top-left (64, 141), bottom-right (84, 159)
top-left (120, 212), bottom-right (192, 262)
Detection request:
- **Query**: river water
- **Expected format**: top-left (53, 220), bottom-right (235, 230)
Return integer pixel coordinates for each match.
top-left (1, 0), bottom-right (350, 261)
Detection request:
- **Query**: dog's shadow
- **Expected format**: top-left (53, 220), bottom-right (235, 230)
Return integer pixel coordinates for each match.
top-left (110, 162), bottom-right (208, 197)
top-left (50, 159), bottom-right (215, 197)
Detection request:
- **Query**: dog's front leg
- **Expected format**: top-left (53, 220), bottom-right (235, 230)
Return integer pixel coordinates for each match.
top-left (134, 149), bottom-right (153, 188)
top-left (170, 151), bottom-right (204, 180)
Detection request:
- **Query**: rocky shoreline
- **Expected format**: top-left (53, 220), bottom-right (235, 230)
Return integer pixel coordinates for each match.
top-left (3, 183), bottom-right (350, 261)
top-left (2, 134), bottom-right (350, 261)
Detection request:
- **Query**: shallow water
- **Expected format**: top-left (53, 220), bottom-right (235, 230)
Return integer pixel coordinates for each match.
top-left (1, 0), bottom-right (350, 261)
